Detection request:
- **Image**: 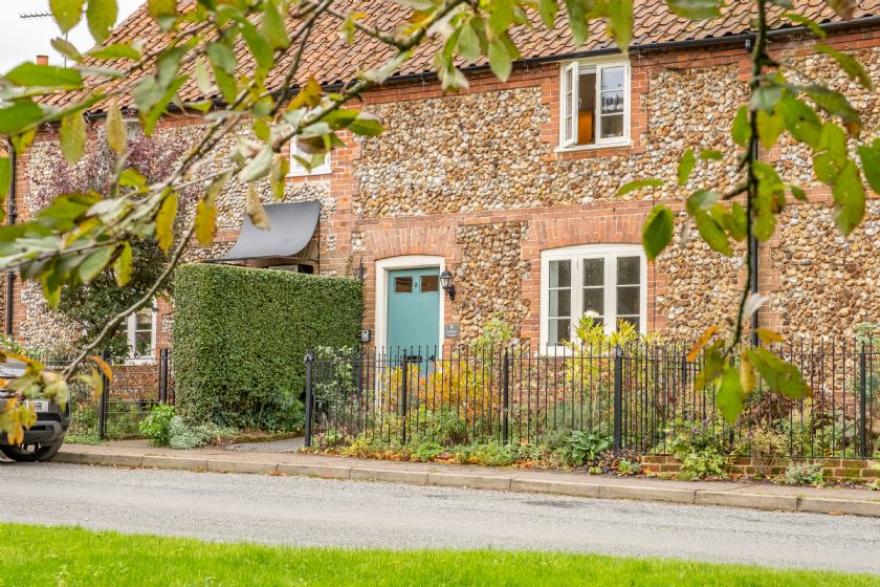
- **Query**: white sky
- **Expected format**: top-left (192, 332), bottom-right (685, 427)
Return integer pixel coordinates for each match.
top-left (0, 0), bottom-right (143, 72)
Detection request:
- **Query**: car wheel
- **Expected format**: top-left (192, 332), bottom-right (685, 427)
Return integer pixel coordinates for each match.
top-left (0, 439), bottom-right (63, 462)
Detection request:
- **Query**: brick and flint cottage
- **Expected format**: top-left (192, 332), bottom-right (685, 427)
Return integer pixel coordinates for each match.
top-left (6, 0), bottom-right (880, 360)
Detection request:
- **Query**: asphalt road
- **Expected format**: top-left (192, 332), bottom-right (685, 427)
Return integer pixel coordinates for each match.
top-left (1, 463), bottom-right (879, 574)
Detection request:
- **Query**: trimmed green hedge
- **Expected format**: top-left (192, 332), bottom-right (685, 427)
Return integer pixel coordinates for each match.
top-left (173, 263), bottom-right (361, 431)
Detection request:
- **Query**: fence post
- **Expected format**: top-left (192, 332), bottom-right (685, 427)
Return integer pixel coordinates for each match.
top-left (158, 348), bottom-right (169, 404)
top-left (859, 344), bottom-right (869, 459)
top-left (401, 355), bottom-right (409, 445)
top-left (304, 350), bottom-right (315, 448)
top-left (502, 348), bottom-right (510, 445)
top-left (97, 349), bottom-right (110, 440)
top-left (613, 344), bottom-right (623, 451)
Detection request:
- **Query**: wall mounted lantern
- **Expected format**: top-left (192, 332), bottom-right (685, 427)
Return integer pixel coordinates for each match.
top-left (356, 258), bottom-right (367, 284)
top-left (439, 269), bottom-right (456, 301)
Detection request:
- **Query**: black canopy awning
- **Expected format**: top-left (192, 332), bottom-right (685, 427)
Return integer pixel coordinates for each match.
top-left (215, 201), bottom-right (320, 262)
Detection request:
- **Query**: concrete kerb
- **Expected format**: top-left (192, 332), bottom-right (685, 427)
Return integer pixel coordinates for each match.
top-left (53, 449), bottom-right (880, 518)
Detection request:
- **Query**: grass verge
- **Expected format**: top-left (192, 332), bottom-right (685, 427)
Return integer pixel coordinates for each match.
top-left (0, 523), bottom-right (875, 586)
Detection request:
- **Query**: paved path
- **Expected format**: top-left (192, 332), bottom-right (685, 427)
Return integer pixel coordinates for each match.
top-left (1, 463), bottom-right (879, 574)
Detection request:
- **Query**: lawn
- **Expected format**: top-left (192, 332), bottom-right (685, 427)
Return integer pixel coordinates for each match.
top-left (0, 523), bottom-right (876, 587)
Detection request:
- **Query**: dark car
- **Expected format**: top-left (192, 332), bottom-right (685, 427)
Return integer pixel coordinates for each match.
top-left (0, 361), bottom-right (70, 462)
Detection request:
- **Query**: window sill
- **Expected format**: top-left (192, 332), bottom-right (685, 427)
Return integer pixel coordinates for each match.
top-left (554, 140), bottom-right (632, 154)
top-left (123, 357), bottom-right (157, 366)
top-left (287, 171), bottom-right (332, 178)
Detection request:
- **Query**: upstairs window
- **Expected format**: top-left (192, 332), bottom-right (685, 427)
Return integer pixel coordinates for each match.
top-left (560, 60), bottom-right (630, 149)
top-left (541, 244), bottom-right (646, 349)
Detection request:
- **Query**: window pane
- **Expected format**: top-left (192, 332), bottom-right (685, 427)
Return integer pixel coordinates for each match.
top-left (421, 275), bottom-right (439, 292)
top-left (135, 309), bottom-right (152, 332)
top-left (548, 318), bottom-right (571, 345)
top-left (617, 285), bottom-right (640, 316)
top-left (583, 258), bottom-right (604, 286)
top-left (583, 288), bottom-right (604, 317)
top-left (601, 66), bottom-right (624, 92)
top-left (133, 332), bottom-right (152, 358)
top-left (617, 256), bottom-right (640, 285)
top-left (394, 277), bottom-right (413, 293)
top-left (600, 114), bottom-right (624, 138)
top-left (549, 260), bottom-right (571, 288)
top-left (577, 69), bottom-right (596, 145)
top-left (550, 288), bottom-right (571, 317)
top-left (563, 64), bottom-right (576, 145)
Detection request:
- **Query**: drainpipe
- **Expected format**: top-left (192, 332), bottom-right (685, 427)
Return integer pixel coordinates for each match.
top-left (5, 141), bottom-right (16, 337)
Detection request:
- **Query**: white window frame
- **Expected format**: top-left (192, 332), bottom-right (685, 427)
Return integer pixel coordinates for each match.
top-left (558, 57), bottom-right (631, 151)
top-left (539, 244), bottom-right (647, 352)
top-left (288, 142), bottom-right (331, 177)
top-left (122, 306), bottom-right (158, 364)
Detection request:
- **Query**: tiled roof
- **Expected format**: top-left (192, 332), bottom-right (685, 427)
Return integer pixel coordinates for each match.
top-left (52, 0), bottom-right (880, 110)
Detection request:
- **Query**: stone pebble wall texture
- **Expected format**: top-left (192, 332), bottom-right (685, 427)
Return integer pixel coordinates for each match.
top-left (455, 221), bottom-right (530, 339)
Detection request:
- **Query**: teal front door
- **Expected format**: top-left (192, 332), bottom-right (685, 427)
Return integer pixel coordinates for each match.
top-left (387, 268), bottom-right (440, 358)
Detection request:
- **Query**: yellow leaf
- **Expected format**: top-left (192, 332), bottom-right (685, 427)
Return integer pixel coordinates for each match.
top-left (288, 77), bottom-right (322, 110)
top-left (155, 190), bottom-right (178, 253)
top-left (245, 184), bottom-right (270, 230)
top-left (195, 198), bottom-right (217, 247)
top-left (687, 325), bottom-right (718, 363)
top-left (754, 327), bottom-right (783, 344)
top-left (106, 98), bottom-right (127, 155)
top-left (740, 351), bottom-right (756, 395)
top-left (89, 354), bottom-right (114, 383)
top-left (114, 242), bottom-right (133, 287)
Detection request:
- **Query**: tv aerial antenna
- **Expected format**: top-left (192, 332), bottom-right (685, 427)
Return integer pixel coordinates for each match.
top-left (19, 10), bottom-right (73, 66)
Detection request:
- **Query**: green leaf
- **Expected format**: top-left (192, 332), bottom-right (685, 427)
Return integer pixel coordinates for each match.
top-left (262, 0), bottom-right (289, 50)
top-left (488, 39), bottom-right (513, 81)
top-left (60, 113), bottom-right (87, 164)
top-left (0, 100), bottom-right (45, 134)
top-left (677, 149), bottom-right (695, 186)
top-left (813, 122), bottom-right (847, 185)
top-left (616, 178), bottom-right (664, 196)
top-left (147, 0), bottom-right (176, 20)
top-left (155, 191), bottom-right (178, 253)
top-left (539, 0), bottom-right (559, 27)
top-left (832, 159), bottom-right (865, 236)
top-left (207, 42), bottom-right (236, 74)
top-left (685, 189), bottom-right (719, 215)
top-left (113, 242), bottom-right (133, 287)
top-left (694, 209), bottom-right (731, 255)
top-left (240, 20), bottom-right (273, 73)
top-left (106, 100), bottom-right (127, 155)
top-left (240, 147), bottom-right (274, 182)
top-left (78, 246), bottom-right (114, 284)
top-left (88, 43), bottom-right (142, 61)
top-left (564, 0), bottom-right (590, 45)
top-left (666, 0), bottom-right (723, 20)
top-left (456, 20), bottom-right (482, 62)
top-left (87, 0), bottom-right (118, 43)
top-left (606, 0), bottom-right (633, 52)
top-left (349, 115), bottom-right (384, 137)
top-left (51, 38), bottom-right (83, 63)
top-left (50, 0), bottom-right (86, 33)
top-left (699, 149), bottom-right (723, 160)
top-left (803, 84), bottom-right (861, 136)
top-left (784, 12), bottom-right (826, 37)
top-left (720, 202), bottom-right (747, 241)
top-left (750, 85), bottom-right (783, 112)
top-left (777, 96), bottom-right (821, 148)
top-left (789, 184), bottom-right (807, 201)
top-left (642, 205), bottom-right (674, 261)
top-left (815, 44), bottom-right (873, 90)
top-left (746, 347), bottom-right (811, 400)
top-left (716, 366), bottom-right (744, 424)
top-left (731, 106), bottom-right (750, 147)
top-left (858, 139), bottom-right (880, 195)
top-left (756, 108), bottom-right (784, 149)
top-left (4, 62), bottom-right (83, 88)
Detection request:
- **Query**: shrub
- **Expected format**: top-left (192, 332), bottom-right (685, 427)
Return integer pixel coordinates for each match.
top-left (139, 404), bottom-right (176, 446)
top-left (783, 462), bottom-right (825, 487)
top-left (173, 263), bottom-right (361, 431)
top-left (565, 430), bottom-right (611, 466)
top-left (738, 427), bottom-right (788, 478)
top-left (668, 422), bottom-right (729, 480)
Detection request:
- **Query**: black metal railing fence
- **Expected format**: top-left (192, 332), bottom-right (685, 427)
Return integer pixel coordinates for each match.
top-left (304, 341), bottom-right (878, 459)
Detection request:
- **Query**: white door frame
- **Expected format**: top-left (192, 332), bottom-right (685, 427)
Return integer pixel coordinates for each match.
top-left (374, 255), bottom-right (445, 353)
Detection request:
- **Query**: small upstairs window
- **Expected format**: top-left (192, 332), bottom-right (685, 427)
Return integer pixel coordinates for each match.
top-left (289, 142), bottom-right (331, 177)
top-left (560, 60), bottom-right (630, 149)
